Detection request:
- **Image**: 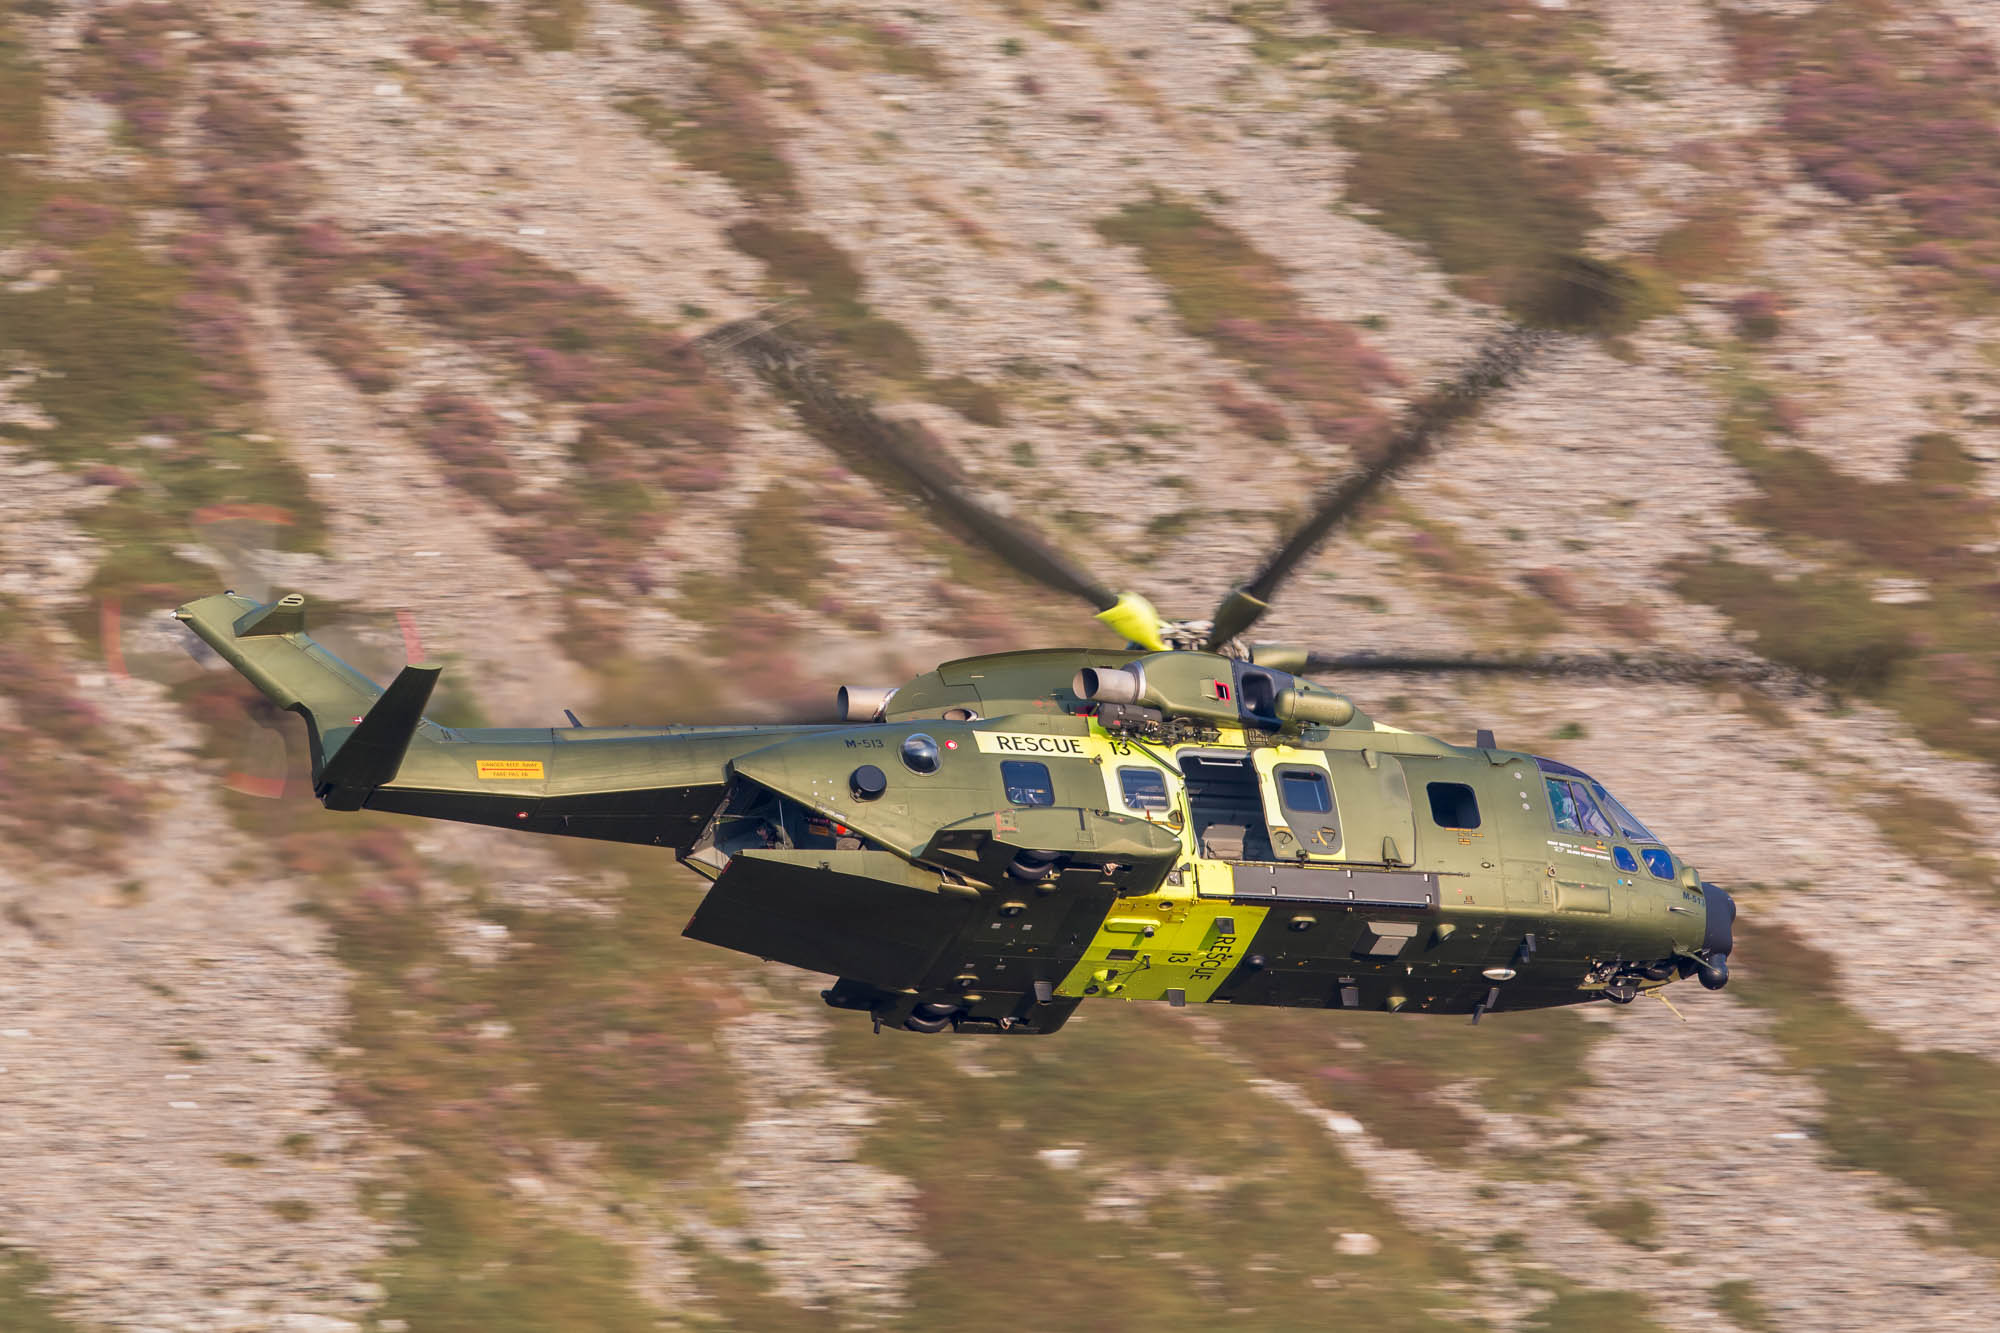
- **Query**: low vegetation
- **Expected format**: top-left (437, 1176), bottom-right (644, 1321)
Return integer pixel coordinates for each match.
top-left (190, 79), bottom-right (312, 229)
top-left (829, 1003), bottom-right (1486, 1331)
top-left (1219, 1002), bottom-right (1607, 1165)
top-left (725, 219), bottom-right (927, 381)
top-left (1677, 378), bottom-right (2000, 762)
top-left (1316, 1), bottom-right (1658, 331)
top-left (1735, 918), bottom-right (2000, 1258)
top-left (641, 50), bottom-right (802, 208)
top-left (776, 13), bottom-right (950, 81)
top-left (1317, 0), bottom-right (1584, 52)
top-left (1337, 100), bottom-right (1627, 329)
top-left (1711, 1279), bottom-right (1783, 1333)
top-left (0, 604), bottom-right (150, 869)
top-left (1519, 1283), bottom-right (1668, 1333)
top-left (0, 1252), bottom-right (84, 1333)
top-left (0, 172), bottom-right (326, 655)
top-left (1726, 2), bottom-right (2000, 310)
top-left (75, 1), bottom-right (205, 149)
top-left (277, 223), bottom-right (747, 589)
top-left (1387, 510), bottom-right (1565, 646)
top-left (0, 1), bottom-right (46, 232)
top-left (519, 0), bottom-right (587, 52)
top-left (1098, 198), bottom-right (1399, 455)
top-left (722, 218), bottom-right (1010, 423)
top-left (1851, 781), bottom-right (2000, 908)
top-left (208, 774), bottom-right (753, 1328)
top-left (7, 200), bottom-right (207, 450)
top-left (414, 392), bottom-right (517, 506)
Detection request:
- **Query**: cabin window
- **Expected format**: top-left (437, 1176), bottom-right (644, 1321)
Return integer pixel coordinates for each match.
top-left (1546, 778), bottom-right (1615, 838)
top-left (1641, 847), bottom-right (1675, 880)
top-left (1428, 781), bottom-right (1481, 829)
top-left (1001, 760), bottom-right (1055, 808)
top-left (1276, 767), bottom-right (1332, 813)
top-left (1613, 846), bottom-right (1639, 874)
top-left (1118, 766), bottom-right (1170, 812)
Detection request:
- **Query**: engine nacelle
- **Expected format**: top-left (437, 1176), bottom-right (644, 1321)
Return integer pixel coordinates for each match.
top-left (1073, 664), bottom-right (1145, 705)
top-left (1274, 687), bottom-right (1355, 727)
top-left (1075, 653), bottom-right (1366, 732)
top-left (836, 685), bottom-right (897, 723)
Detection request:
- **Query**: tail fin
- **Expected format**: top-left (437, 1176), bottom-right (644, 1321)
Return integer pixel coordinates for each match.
top-left (174, 591), bottom-right (434, 795)
top-left (318, 663), bottom-right (439, 808)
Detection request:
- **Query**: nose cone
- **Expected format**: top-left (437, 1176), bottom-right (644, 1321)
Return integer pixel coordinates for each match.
top-left (1698, 883), bottom-right (1736, 990)
top-left (1701, 883), bottom-right (1736, 957)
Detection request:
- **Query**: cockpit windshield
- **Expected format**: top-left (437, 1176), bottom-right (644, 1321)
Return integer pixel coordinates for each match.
top-left (1536, 758), bottom-right (1659, 843)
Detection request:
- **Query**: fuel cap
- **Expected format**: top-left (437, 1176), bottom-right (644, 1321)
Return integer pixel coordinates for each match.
top-left (849, 764), bottom-right (888, 800)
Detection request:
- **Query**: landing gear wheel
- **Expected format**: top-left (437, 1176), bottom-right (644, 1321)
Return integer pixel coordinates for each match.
top-left (1604, 978), bottom-right (1641, 1004)
top-left (903, 1002), bottom-right (962, 1034)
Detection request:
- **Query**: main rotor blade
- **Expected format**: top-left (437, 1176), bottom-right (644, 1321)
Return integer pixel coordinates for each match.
top-left (1207, 325), bottom-right (1558, 648)
top-left (701, 318), bottom-right (1121, 613)
top-left (1302, 650), bottom-right (1813, 695)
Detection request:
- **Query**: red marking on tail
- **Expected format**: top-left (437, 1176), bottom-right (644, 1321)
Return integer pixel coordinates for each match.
top-left (191, 503), bottom-right (297, 527)
top-left (100, 598), bottom-right (127, 678)
top-left (396, 609), bottom-right (423, 663)
top-left (224, 772), bottom-right (287, 800)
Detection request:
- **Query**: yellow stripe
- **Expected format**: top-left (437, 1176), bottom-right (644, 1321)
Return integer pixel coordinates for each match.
top-left (1056, 894), bottom-right (1270, 1003)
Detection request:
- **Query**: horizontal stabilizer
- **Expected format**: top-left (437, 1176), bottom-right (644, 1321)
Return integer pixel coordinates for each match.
top-left (232, 592), bottom-right (308, 638)
top-left (319, 663), bottom-right (440, 805)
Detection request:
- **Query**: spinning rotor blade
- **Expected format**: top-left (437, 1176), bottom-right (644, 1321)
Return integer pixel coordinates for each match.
top-left (1206, 326), bottom-right (1559, 649)
top-left (222, 692), bottom-right (294, 800)
top-left (1301, 650), bottom-right (1812, 695)
top-left (178, 505), bottom-right (304, 798)
top-left (702, 318), bottom-right (1168, 649)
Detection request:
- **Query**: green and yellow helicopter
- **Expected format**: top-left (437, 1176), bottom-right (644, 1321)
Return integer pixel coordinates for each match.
top-left (177, 325), bottom-right (1769, 1035)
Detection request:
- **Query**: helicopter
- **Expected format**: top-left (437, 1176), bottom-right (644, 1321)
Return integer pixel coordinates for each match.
top-left (175, 321), bottom-right (1771, 1036)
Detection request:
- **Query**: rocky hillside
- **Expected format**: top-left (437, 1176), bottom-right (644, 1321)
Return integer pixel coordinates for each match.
top-left (6, 1), bottom-right (2000, 1329)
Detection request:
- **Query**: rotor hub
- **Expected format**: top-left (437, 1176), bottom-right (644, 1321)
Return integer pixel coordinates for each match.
top-left (1157, 618), bottom-right (1248, 658)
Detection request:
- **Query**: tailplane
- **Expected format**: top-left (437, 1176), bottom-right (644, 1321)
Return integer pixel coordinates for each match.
top-left (173, 591), bottom-right (434, 795)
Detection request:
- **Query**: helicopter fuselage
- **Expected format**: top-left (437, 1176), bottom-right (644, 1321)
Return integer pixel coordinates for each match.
top-left (679, 696), bottom-right (1732, 1034)
top-left (173, 594), bottom-right (1734, 1036)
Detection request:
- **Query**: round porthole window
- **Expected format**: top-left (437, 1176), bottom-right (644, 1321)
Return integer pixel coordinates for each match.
top-left (900, 732), bottom-right (942, 774)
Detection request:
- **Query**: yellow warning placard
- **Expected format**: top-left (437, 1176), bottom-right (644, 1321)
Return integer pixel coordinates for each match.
top-left (476, 759), bottom-right (545, 780)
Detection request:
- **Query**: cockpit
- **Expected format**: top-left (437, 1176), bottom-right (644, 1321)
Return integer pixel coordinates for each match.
top-left (1535, 757), bottom-right (1656, 841)
top-left (1535, 757), bottom-right (1676, 879)
top-left (702, 780), bottom-right (879, 862)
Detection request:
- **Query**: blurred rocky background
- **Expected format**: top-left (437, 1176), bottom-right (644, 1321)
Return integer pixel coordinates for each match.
top-left (5, 0), bottom-right (2000, 1329)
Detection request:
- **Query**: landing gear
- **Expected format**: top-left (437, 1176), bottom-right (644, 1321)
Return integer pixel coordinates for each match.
top-left (902, 1002), bottom-right (963, 1033)
top-left (1604, 976), bottom-right (1641, 1004)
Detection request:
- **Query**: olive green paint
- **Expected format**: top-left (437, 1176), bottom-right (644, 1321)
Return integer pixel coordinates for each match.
top-left (177, 591), bottom-right (1730, 1035)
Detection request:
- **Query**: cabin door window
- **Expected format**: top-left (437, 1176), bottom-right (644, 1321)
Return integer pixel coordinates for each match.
top-left (1180, 751), bottom-right (1275, 862)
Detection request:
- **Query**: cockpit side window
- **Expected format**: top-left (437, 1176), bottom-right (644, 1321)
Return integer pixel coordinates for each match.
top-left (1537, 758), bottom-right (1650, 841)
top-left (1571, 784), bottom-right (1614, 838)
top-left (1589, 780), bottom-right (1657, 843)
top-left (1546, 777), bottom-right (1613, 838)
top-left (1117, 766), bottom-right (1169, 813)
top-left (1546, 777), bottom-right (1582, 832)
